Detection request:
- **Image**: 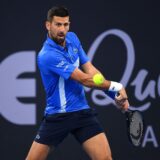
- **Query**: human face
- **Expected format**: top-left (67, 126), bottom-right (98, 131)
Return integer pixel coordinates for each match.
top-left (46, 16), bottom-right (70, 46)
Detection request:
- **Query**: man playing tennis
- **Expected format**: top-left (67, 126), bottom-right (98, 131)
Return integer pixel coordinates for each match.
top-left (26, 6), bottom-right (129, 160)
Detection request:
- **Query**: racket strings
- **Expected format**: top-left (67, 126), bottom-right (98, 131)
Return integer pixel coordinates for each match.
top-left (128, 111), bottom-right (143, 146)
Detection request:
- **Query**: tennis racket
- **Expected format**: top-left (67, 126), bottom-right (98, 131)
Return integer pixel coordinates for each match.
top-left (105, 90), bottom-right (144, 146)
top-left (123, 108), bottom-right (144, 146)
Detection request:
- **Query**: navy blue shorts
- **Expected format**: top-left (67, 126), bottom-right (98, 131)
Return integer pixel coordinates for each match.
top-left (34, 108), bottom-right (104, 147)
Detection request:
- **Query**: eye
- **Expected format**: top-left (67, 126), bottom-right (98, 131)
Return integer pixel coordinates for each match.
top-left (64, 23), bottom-right (69, 27)
top-left (56, 23), bottom-right (62, 27)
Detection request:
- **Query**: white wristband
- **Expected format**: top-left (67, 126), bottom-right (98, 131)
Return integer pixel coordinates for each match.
top-left (108, 81), bottom-right (123, 92)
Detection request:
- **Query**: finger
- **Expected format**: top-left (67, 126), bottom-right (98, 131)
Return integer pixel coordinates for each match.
top-left (122, 100), bottom-right (129, 111)
top-left (115, 92), bottom-right (128, 101)
top-left (115, 98), bottom-right (128, 105)
top-left (115, 99), bottom-right (129, 111)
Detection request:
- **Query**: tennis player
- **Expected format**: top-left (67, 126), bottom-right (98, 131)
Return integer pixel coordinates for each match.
top-left (26, 6), bottom-right (129, 160)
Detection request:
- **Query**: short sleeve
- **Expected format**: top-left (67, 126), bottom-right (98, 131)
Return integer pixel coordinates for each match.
top-left (40, 51), bottom-right (76, 80)
top-left (78, 45), bottom-right (90, 65)
top-left (69, 32), bottom-right (90, 65)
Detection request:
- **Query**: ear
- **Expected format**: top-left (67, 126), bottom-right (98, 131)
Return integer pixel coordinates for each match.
top-left (45, 21), bottom-right (51, 31)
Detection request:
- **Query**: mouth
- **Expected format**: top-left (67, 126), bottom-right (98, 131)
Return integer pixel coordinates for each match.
top-left (58, 34), bottom-right (65, 38)
top-left (55, 34), bottom-right (65, 45)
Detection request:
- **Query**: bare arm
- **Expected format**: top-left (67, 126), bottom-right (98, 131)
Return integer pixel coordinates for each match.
top-left (70, 61), bottom-right (129, 110)
top-left (70, 62), bottom-right (111, 90)
top-left (81, 61), bottom-right (100, 76)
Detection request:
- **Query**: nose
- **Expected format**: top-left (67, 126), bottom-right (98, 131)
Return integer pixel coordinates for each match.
top-left (59, 25), bottom-right (65, 32)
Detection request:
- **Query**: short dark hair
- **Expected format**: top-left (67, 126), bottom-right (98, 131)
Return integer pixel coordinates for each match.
top-left (47, 6), bottom-right (69, 22)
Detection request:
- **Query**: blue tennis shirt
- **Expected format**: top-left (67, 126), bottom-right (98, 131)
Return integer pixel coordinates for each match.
top-left (37, 32), bottom-right (90, 115)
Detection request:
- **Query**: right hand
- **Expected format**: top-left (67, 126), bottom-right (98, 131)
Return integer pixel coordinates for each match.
top-left (115, 87), bottom-right (129, 111)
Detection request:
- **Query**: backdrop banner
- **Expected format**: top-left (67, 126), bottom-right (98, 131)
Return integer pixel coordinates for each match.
top-left (0, 1), bottom-right (160, 159)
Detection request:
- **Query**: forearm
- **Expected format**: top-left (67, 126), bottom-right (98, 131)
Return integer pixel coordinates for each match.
top-left (81, 62), bottom-right (129, 110)
top-left (80, 61), bottom-right (110, 89)
top-left (71, 66), bottom-right (122, 91)
top-left (80, 73), bottom-right (111, 90)
top-left (80, 69), bottom-right (128, 110)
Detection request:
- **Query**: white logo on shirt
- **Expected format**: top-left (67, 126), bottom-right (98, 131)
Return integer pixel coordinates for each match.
top-left (56, 60), bottom-right (65, 68)
top-left (64, 65), bottom-right (69, 71)
top-left (73, 48), bottom-right (78, 54)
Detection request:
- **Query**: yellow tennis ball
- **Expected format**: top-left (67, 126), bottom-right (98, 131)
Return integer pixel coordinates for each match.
top-left (93, 73), bottom-right (104, 85)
